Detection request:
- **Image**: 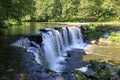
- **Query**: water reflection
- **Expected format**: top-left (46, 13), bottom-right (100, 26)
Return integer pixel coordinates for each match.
top-left (7, 22), bottom-right (56, 35)
top-left (0, 29), bottom-right (8, 36)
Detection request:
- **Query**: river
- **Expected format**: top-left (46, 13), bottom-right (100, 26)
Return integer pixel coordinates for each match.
top-left (0, 22), bottom-right (120, 80)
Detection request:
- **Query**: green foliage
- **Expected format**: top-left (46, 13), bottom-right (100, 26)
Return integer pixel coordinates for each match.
top-left (0, 0), bottom-right (35, 28)
top-left (78, 0), bottom-right (95, 18)
top-left (32, 0), bottom-right (120, 22)
top-left (82, 24), bottom-right (120, 42)
top-left (73, 70), bottom-right (87, 80)
top-left (90, 60), bottom-right (115, 80)
top-left (115, 65), bottom-right (120, 78)
top-left (108, 32), bottom-right (120, 43)
top-left (3, 19), bottom-right (18, 27)
top-left (73, 60), bottom-right (119, 80)
top-left (1, 0), bottom-right (120, 27)
top-left (83, 24), bottom-right (104, 41)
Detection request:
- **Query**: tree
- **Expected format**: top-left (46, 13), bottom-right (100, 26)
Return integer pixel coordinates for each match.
top-left (77, 0), bottom-right (96, 19)
top-left (0, 0), bottom-right (35, 27)
top-left (101, 0), bottom-right (116, 20)
top-left (50, 0), bottom-right (62, 20)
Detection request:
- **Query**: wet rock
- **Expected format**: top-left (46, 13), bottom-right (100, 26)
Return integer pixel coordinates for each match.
top-left (67, 49), bottom-right (85, 55)
top-left (65, 49), bottom-right (86, 57)
top-left (39, 28), bottom-right (53, 33)
top-left (11, 37), bottom-right (31, 48)
top-left (55, 76), bottom-right (65, 80)
top-left (84, 68), bottom-right (94, 76)
top-left (0, 45), bottom-right (52, 80)
top-left (61, 72), bottom-right (73, 80)
top-left (60, 49), bottom-right (87, 72)
top-left (15, 47), bottom-right (53, 80)
top-left (27, 34), bottom-right (42, 45)
top-left (62, 49), bottom-right (85, 63)
top-left (54, 27), bottom-right (61, 30)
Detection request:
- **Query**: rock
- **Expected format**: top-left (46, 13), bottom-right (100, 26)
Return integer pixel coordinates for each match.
top-left (55, 76), bottom-right (65, 80)
top-left (60, 49), bottom-right (87, 72)
top-left (90, 40), bottom-right (97, 45)
top-left (39, 28), bottom-right (53, 33)
top-left (11, 37), bottom-right (31, 48)
top-left (54, 27), bottom-right (61, 30)
top-left (16, 47), bottom-right (54, 80)
top-left (66, 49), bottom-right (86, 55)
top-left (28, 34), bottom-right (42, 45)
top-left (98, 38), bottom-right (111, 45)
top-left (62, 49), bottom-right (85, 57)
top-left (84, 68), bottom-right (94, 76)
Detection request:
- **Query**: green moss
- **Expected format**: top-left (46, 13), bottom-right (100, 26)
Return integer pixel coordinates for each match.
top-left (74, 60), bottom-right (120, 80)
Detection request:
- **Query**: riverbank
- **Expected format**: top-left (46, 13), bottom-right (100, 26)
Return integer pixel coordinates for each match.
top-left (34, 21), bottom-right (120, 26)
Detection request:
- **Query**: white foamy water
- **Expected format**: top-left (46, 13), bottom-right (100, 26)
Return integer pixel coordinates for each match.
top-left (41, 27), bottom-right (87, 72)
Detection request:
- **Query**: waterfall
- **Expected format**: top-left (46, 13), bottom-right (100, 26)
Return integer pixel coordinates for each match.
top-left (67, 27), bottom-right (84, 49)
top-left (11, 26), bottom-right (87, 72)
top-left (41, 27), bottom-right (86, 71)
top-left (62, 27), bottom-right (69, 47)
top-left (41, 30), bottom-right (65, 71)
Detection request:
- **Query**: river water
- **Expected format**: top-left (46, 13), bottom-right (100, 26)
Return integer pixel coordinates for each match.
top-left (1, 22), bottom-right (120, 80)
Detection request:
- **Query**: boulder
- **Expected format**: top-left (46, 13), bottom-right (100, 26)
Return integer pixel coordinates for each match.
top-left (60, 49), bottom-right (87, 71)
top-left (90, 40), bottom-right (97, 45)
top-left (98, 38), bottom-right (112, 45)
top-left (28, 34), bottom-right (42, 45)
top-left (39, 28), bottom-right (53, 33)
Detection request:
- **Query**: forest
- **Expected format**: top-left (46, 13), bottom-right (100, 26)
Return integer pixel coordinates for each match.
top-left (0, 0), bottom-right (120, 27)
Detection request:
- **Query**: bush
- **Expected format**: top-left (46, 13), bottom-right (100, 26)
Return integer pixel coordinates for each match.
top-left (108, 32), bottom-right (120, 43)
top-left (0, 19), bottom-right (21, 28)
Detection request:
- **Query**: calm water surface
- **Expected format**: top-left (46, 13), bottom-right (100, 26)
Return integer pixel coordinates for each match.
top-left (0, 22), bottom-right (59, 46)
top-left (6, 22), bottom-right (59, 35)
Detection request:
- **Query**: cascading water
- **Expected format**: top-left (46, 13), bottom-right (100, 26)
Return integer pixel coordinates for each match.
top-left (41, 29), bottom-right (66, 71)
top-left (67, 27), bottom-right (84, 48)
top-left (11, 38), bottom-right (42, 64)
top-left (62, 27), bottom-right (69, 47)
top-left (40, 27), bottom-right (87, 72)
